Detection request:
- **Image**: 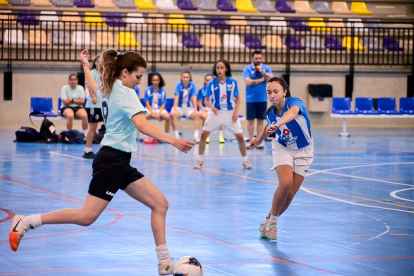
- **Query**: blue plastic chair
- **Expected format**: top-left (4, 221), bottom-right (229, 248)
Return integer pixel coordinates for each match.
top-left (245, 35), bottom-right (266, 49)
top-left (30, 97), bottom-right (58, 117)
top-left (275, 0), bottom-right (295, 13)
top-left (377, 97), bottom-right (398, 114)
top-left (165, 98), bottom-right (174, 113)
top-left (182, 34), bottom-right (203, 48)
top-left (325, 36), bottom-right (346, 50)
top-left (332, 97), bottom-right (354, 114)
top-left (355, 97), bottom-right (376, 114)
top-left (284, 36), bottom-right (306, 49)
top-left (383, 37), bottom-right (403, 51)
top-left (399, 98), bottom-right (414, 114)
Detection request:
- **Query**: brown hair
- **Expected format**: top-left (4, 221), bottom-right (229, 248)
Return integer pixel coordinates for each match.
top-left (99, 49), bottom-right (147, 97)
top-left (264, 76), bottom-right (291, 116)
top-left (181, 70), bottom-right (192, 82)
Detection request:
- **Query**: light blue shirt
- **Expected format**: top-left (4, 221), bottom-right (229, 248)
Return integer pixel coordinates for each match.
top-left (60, 84), bottom-right (85, 108)
top-left (85, 69), bottom-right (101, 109)
top-left (100, 80), bottom-right (146, 153)
top-left (174, 81), bottom-right (197, 108)
top-left (204, 77), bottom-right (239, 111)
top-left (266, 97), bottom-right (312, 149)
top-left (242, 63), bottom-right (273, 103)
top-left (197, 85), bottom-right (207, 107)
top-left (144, 86), bottom-right (167, 109)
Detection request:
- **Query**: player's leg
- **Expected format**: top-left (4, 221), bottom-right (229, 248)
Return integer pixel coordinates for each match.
top-left (161, 111), bottom-right (170, 133)
top-left (170, 109), bottom-right (182, 138)
top-left (62, 107), bottom-right (75, 130)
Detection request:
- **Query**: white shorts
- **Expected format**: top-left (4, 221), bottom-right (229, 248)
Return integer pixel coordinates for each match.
top-left (271, 141), bottom-right (314, 177)
top-left (176, 106), bottom-right (196, 118)
top-left (203, 110), bottom-right (243, 134)
top-left (145, 108), bottom-right (168, 116)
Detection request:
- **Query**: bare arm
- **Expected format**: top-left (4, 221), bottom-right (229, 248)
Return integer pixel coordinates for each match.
top-left (173, 94), bottom-right (179, 111)
top-left (244, 77), bottom-right (265, 86)
top-left (267, 106), bottom-right (301, 134)
top-left (232, 96), bottom-right (241, 122)
top-left (79, 49), bottom-right (99, 95)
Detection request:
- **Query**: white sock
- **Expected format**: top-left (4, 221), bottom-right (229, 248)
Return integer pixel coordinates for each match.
top-left (218, 130), bottom-right (223, 138)
top-left (243, 156), bottom-right (248, 162)
top-left (85, 147), bottom-right (92, 153)
top-left (269, 215), bottom-right (278, 223)
top-left (194, 130), bottom-right (199, 138)
top-left (174, 130), bottom-right (179, 138)
top-left (197, 154), bottom-right (203, 162)
top-left (23, 214), bottom-right (42, 229)
top-left (83, 129), bottom-right (88, 136)
top-left (156, 244), bottom-right (172, 264)
top-left (262, 217), bottom-right (269, 224)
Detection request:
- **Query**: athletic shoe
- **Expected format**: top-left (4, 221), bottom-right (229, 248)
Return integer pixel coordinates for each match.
top-left (194, 160), bottom-right (203, 169)
top-left (259, 221), bottom-right (266, 238)
top-left (158, 259), bottom-right (174, 275)
top-left (219, 137), bottom-right (225, 143)
top-left (82, 151), bottom-right (95, 159)
top-left (242, 161), bottom-right (253, 169)
top-left (143, 138), bottom-right (154, 144)
top-left (194, 137), bottom-right (200, 143)
top-left (9, 215), bottom-right (29, 251)
top-left (257, 144), bottom-right (264, 149)
top-left (206, 137), bottom-right (210, 143)
top-left (265, 221), bottom-right (277, 240)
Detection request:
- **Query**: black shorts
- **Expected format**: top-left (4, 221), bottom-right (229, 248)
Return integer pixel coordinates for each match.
top-left (60, 106), bottom-right (84, 116)
top-left (88, 146), bottom-right (144, 201)
top-left (86, 108), bottom-right (103, 123)
top-left (246, 102), bottom-right (267, 120)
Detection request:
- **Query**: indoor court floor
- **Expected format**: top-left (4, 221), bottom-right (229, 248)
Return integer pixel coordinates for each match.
top-left (0, 127), bottom-right (413, 276)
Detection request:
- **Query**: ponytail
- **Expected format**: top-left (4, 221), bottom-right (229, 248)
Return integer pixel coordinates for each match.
top-left (99, 49), bottom-right (147, 98)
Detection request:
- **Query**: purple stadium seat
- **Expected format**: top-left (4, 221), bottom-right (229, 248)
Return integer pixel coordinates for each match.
top-left (210, 16), bottom-right (230, 30)
top-left (245, 35), bottom-right (266, 49)
top-left (284, 36), bottom-right (306, 49)
top-left (290, 18), bottom-right (311, 31)
top-left (275, 0), bottom-right (295, 13)
top-left (74, 0), bottom-right (94, 7)
top-left (216, 0), bottom-right (237, 11)
top-left (17, 11), bottom-right (39, 26)
top-left (182, 34), bottom-right (203, 48)
top-left (177, 0), bottom-right (198, 10)
top-left (106, 13), bottom-right (127, 27)
top-left (383, 37), bottom-right (403, 51)
top-left (325, 36), bottom-right (346, 50)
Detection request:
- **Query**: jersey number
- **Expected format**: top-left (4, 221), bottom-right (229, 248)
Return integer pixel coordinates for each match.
top-left (102, 101), bottom-right (109, 125)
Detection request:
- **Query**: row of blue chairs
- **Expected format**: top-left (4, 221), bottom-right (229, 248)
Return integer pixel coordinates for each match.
top-left (332, 97), bottom-right (414, 115)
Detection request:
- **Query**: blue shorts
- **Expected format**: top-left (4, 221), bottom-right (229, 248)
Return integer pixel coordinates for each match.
top-left (246, 102), bottom-right (267, 120)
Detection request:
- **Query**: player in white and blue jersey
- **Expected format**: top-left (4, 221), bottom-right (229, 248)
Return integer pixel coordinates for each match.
top-left (248, 76), bottom-right (314, 241)
top-left (194, 60), bottom-right (252, 170)
top-left (170, 71), bottom-right (201, 142)
top-left (10, 49), bottom-right (194, 276)
top-left (83, 54), bottom-right (104, 159)
top-left (143, 73), bottom-right (170, 143)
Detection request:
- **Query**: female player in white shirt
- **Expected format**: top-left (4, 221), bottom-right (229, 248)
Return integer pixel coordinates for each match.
top-left (9, 49), bottom-right (194, 275)
top-left (194, 59), bottom-right (252, 169)
top-left (248, 76), bottom-right (314, 240)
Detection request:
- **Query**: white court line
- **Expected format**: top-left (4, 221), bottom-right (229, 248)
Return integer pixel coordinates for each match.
top-left (390, 188), bottom-right (414, 203)
top-left (353, 212), bottom-right (390, 241)
top-left (47, 151), bottom-right (85, 160)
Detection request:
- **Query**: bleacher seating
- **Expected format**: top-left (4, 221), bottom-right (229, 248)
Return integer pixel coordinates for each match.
top-left (32, 0), bottom-right (52, 7)
top-left (73, 0), bottom-right (94, 7)
top-left (332, 1), bottom-right (353, 14)
top-left (53, 0), bottom-right (73, 7)
top-left (197, 0), bottom-right (217, 11)
top-left (269, 17), bottom-right (288, 31)
top-left (8, 0), bottom-right (30, 6)
top-left (223, 34), bottom-right (245, 48)
top-left (249, 17), bottom-right (266, 29)
top-left (400, 98), bottom-right (414, 114)
top-left (313, 1), bottom-right (334, 14)
top-left (210, 16), bottom-right (230, 30)
top-left (30, 97), bottom-right (58, 117)
top-left (72, 31), bottom-right (95, 47)
top-left (17, 11), bottom-right (39, 26)
top-left (245, 35), bottom-right (266, 49)
top-left (182, 34), bottom-right (203, 48)
top-left (95, 0), bottom-right (116, 8)
top-left (85, 12), bottom-right (106, 27)
top-left (117, 32), bottom-right (139, 47)
top-left (275, 0), bottom-right (295, 13)
top-left (126, 13), bottom-right (146, 27)
top-left (255, 0), bottom-right (273, 12)
top-left (235, 0), bottom-right (257, 13)
top-left (168, 14), bottom-right (190, 29)
top-left (177, 0), bottom-right (197, 10)
top-left (0, 10), bottom-right (15, 24)
top-left (383, 37), bottom-right (403, 51)
top-left (135, 0), bottom-right (156, 10)
top-left (377, 98), bottom-right (398, 114)
top-left (363, 37), bottom-right (382, 50)
top-left (50, 31), bottom-right (71, 45)
top-left (140, 32), bottom-right (156, 46)
top-left (61, 12), bottom-right (82, 26)
top-left (343, 36), bottom-right (366, 51)
top-left (308, 17), bottom-right (331, 32)
top-left (0, 0), bottom-right (8, 5)
top-left (355, 97), bottom-right (375, 114)
top-left (265, 35), bottom-right (285, 49)
top-left (106, 13), bottom-right (127, 27)
top-left (4, 30), bottom-right (27, 45)
top-left (327, 18), bottom-right (345, 29)
top-left (116, 0), bottom-right (136, 8)
top-left (350, 2), bottom-right (372, 15)
top-left (325, 36), bottom-right (346, 50)
top-left (157, 0), bottom-right (178, 9)
top-left (40, 11), bottom-right (61, 28)
top-left (332, 97), bottom-right (353, 114)
top-left (161, 33), bottom-right (182, 47)
top-left (290, 18), bottom-right (311, 31)
top-left (29, 30), bottom-right (49, 45)
top-left (305, 36), bottom-right (323, 49)
top-left (285, 36), bottom-right (306, 49)
top-left (229, 16), bottom-right (250, 32)
top-left (217, 0), bottom-right (237, 12)
top-left (294, 1), bottom-right (315, 14)
top-left (96, 31), bottom-right (115, 46)
top-left (187, 15), bottom-right (207, 27)
top-left (200, 34), bottom-right (221, 48)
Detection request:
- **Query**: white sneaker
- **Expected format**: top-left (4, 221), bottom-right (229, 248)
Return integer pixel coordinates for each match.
top-left (194, 137), bottom-right (200, 143)
top-left (9, 215), bottom-right (29, 251)
top-left (265, 221), bottom-right (277, 240)
top-left (194, 160), bottom-right (203, 169)
top-left (259, 221), bottom-right (266, 238)
top-left (158, 259), bottom-right (174, 275)
top-left (243, 160), bottom-right (252, 169)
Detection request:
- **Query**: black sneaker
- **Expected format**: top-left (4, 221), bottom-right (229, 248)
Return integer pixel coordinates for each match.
top-left (82, 151), bottom-right (95, 159)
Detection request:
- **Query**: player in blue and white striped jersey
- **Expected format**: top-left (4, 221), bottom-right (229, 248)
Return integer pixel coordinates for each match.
top-left (194, 59), bottom-right (252, 170)
top-left (248, 76), bottom-right (314, 241)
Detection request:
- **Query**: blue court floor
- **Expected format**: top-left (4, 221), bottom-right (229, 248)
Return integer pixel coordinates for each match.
top-left (0, 127), bottom-right (413, 276)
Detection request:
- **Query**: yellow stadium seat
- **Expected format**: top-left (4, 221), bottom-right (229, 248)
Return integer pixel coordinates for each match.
top-left (265, 35), bottom-right (285, 49)
top-left (235, 0), bottom-right (257, 12)
top-left (350, 2), bottom-right (373, 15)
top-left (29, 30), bottom-right (49, 45)
top-left (85, 12), bottom-right (106, 27)
top-left (168, 14), bottom-right (190, 29)
top-left (308, 18), bottom-right (331, 32)
top-left (0, 0), bottom-right (8, 5)
top-left (332, 1), bottom-right (354, 14)
top-left (343, 36), bottom-right (366, 51)
top-left (117, 32), bottom-right (139, 47)
top-left (135, 0), bottom-right (156, 9)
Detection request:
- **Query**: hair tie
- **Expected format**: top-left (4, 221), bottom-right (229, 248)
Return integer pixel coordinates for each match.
top-left (115, 52), bottom-right (120, 58)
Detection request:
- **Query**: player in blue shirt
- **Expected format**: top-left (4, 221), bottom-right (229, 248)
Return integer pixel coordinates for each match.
top-left (143, 73), bottom-right (170, 144)
top-left (83, 54), bottom-right (103, 159)
top-left (170, 71), bottom-right (201, 142)
top-left (248, 76), bottom-right (314, 241)
top-left (197, 74), bottom-right (225, 144)
top-left (10, 49), bottom-right (194, 276)
top-left (134, 85), bottom-right (140, 100)
top-left (242, 50), bottom-right (273, 149)
top-left (194, 59), bottom-right (252, 169)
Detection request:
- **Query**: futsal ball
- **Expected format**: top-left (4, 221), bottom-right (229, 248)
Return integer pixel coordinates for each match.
top-left (173, 256), bottom-right (203, 276)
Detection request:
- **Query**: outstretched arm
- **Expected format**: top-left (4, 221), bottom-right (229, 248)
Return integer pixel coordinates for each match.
top-left (267, 106), bottom-right (300, 134)
top-left (80, 49), bottom-right (100, 95)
